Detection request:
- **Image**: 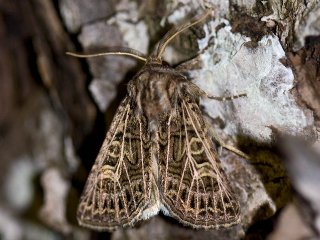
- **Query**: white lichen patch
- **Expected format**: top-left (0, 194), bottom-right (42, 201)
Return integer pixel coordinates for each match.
top-left (192, 20), bottom-right (313, 142)
top-left (110, 0), bottom-right (149, 54)
top-left (164, 0), bottom-right (230, 22)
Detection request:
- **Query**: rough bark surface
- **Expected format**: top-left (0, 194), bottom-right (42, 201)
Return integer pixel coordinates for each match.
top-left (0, 0), bottom-right (319, 240)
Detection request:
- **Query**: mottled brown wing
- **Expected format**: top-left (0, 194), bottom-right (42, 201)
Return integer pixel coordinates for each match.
top-left (158, 96), bottom-right (240, 229)
top-left (77, 97), bottom-right (153, 231)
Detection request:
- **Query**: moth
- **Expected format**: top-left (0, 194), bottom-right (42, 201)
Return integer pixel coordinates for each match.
top-left (68, 9), bottom-right (245, 231)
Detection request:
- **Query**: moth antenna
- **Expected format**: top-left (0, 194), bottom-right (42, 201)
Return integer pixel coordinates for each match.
top-left (155, 8), bottom-right (213, 60)
top-left (66, 47), bottom-right (147, 62)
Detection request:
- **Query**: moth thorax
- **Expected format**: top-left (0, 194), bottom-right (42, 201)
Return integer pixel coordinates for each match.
top-left (137, 69), bottom-right (179, 121)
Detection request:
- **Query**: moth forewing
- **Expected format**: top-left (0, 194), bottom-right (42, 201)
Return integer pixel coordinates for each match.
top-left (158, 94), bottom-right (240, 229)
top-left (72, 9), bottom-right (241, 231)
top-left (77, 97), bottom-right (155, 231)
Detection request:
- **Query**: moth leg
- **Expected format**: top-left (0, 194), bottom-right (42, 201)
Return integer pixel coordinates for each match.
top-left (207, 93), bottom-right (247, 101)
top-left (209, 127), bottom-right (250, 160)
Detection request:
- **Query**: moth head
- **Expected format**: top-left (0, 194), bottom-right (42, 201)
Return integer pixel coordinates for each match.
top-left (145, 57), bottom-right (171, 67)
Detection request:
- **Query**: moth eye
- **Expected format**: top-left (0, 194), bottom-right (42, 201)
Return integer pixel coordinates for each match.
top-left (162, 60), bottom-right (170, 67)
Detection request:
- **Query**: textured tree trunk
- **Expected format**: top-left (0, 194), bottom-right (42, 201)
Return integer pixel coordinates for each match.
top-left (0, 0), bottom-right (319, 240)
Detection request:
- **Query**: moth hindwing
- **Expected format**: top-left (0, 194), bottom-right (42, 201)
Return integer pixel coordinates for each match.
top-left (75, 9), bottom-right (240, 231)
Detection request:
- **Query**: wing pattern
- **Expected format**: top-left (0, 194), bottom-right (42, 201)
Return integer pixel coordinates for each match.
top-left (77, 97), bottom-right (153, 231)
top-left (158, 95), bottom-right (240, 229)
top-left (77, 95), bottom-right (240, 230)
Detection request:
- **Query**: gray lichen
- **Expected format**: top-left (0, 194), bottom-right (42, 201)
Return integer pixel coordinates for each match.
top-left (192, 19), bottom-right (314, 142)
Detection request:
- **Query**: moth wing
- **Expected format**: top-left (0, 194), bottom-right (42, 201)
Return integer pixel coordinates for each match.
top-left (159, 97), bottom-right (240, 229)
top-left (77, 97), bottom-right (153, 231)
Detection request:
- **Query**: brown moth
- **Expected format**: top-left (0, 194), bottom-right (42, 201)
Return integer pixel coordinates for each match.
top-left (68, 9), bottom-right (244, 231)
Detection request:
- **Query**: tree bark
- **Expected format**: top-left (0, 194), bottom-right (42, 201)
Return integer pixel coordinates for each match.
top-left (0, 0), bottom-right (319, 240)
